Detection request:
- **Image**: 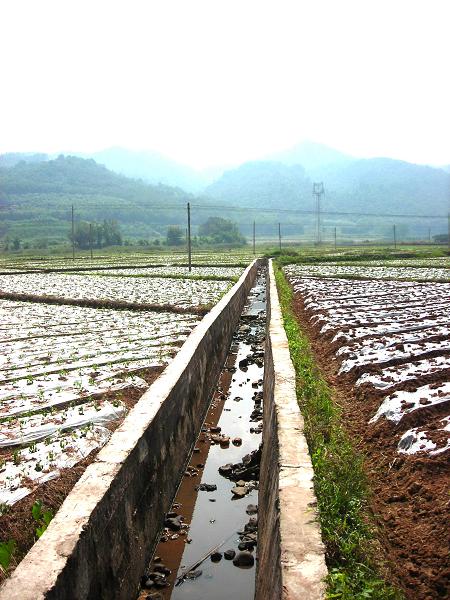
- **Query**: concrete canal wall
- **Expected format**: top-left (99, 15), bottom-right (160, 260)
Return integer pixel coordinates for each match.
top-left (0, 260), bottom-right (261, 600)
top-left (0, 257), bottom-right (327, 600)
top-left (256, 260), bottom-right (327, 599)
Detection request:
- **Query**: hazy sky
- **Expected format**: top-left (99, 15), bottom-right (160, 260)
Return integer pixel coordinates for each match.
top-left (1, 0), bottom-right (448, 169)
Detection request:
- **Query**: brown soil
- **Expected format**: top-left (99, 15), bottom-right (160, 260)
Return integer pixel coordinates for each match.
top-left (0, 291), bottom-right (209, 315)
top-left (0, 365), bottom-right (164, 582)
top-left (292, 293), bottom-right (450, 600)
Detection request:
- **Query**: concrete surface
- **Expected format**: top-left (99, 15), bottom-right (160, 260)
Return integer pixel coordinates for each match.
top-left (256, 259), bottom-right (327, 600)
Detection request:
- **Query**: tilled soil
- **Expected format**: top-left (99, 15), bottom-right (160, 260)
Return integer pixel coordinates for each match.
top-left (292, 293), bottom-right (450, 600)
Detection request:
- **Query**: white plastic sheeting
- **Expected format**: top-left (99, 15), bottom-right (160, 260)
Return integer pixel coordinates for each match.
top-left (0, 299), bottom-right (201, 503)
top-left (356, 357), bottom-right (450, 389)
top-left (369, 382), bottom-right (450, 423)
top-left (0, 399), bottom-right (126, 447)
top-left (0, 426), bottom-right (111, 505)
top-left (285, 271), bottom-right (450, 454)
top-left (284, 264), bottom-right (450, 281)
top-left (0, 273), bottom-right (231, 308)
top-left (398, 417), bottom-right (450, 455)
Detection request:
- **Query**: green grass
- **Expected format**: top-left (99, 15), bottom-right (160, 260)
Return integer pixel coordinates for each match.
top-left (274, 263), bottom-right (403, 599)
top-left (270, 245), bottom-right (449, 267)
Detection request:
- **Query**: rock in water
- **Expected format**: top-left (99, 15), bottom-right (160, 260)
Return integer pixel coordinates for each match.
top-left (210, 551), bottom-right (222, 562)
top-left (231, 486), bottom-right (247, 498)
top-left (233, 551), bottom-right (255, 568)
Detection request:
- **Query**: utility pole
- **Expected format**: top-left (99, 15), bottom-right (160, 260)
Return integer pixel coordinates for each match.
top-left (393, 224), bottom-right (397, 249)
top-left (334, 226), bottom-right (337, 250)
top-left (428, 227), bottom-right (431, 243)
top-left (312, 183), bottom-right (324, 244)
top-left (187, 202), bottom-right (192, 272)
top-left (253, 221), bottom-right (256, 255)
top-left (71, 205), bottom-right (75, 261)
top-left (89, 223), bottom-right (93, 259)
top-left (278, 222), bottom-right (282, 252)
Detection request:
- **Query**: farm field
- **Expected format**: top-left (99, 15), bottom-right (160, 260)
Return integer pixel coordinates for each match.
top-left (0, 273), bottom-right (233, 309)
top-left (0, 251), bottom-right (250, 578)
top-left (72, 265), bottom-right (244, 279)
top-left (283, 263), bottom-right (450, 281)
top-left (285, 263), bottom-right (450, 598)
top-left (0, 251), bottom-right (254, 272)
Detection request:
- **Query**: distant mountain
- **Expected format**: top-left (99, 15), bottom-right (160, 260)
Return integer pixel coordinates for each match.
top-left (204, 157), bottom-right (449, 223)
top-left (0, 155), bottom-right (192, 243)
top-left (324, 158), bottom-right (450, 215)
top-left (0, 152), bottom-right (48, 168)
top-left (204, 161), bottom-right (312, 210)
top-left (78, 147), bottom-right (208, 193)
top-left (266, 140), bottom-right (353, 171)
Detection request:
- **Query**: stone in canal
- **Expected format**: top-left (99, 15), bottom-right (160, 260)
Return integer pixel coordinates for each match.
top-left (153, 574), bottom-right (168, 588)
top-left (246, 504), bottom-right (258, 515)
top-left (185, 569), bottom-right (202, 580)
top-left (220, 436), bottom-right (230, 448)
top-left (238, 541), bottom-right (255, 551)
top-left (231, 486), bottom-right (247, 498)
top-left (210, 425), bottom-right (221, 433)
top-left (196, 483), bottom-right (217, 492)
top-left (142, 577), bottom-right (155, 589)
top-left (233, 551), bottom-right (255, 568)
top-left (164, 516), bottom-right (183, 531)
top-left (224, 549), bottom-right (236, 560)
top-left (232, 437), bottom-right (242, 446)
top-left (219, 463), bottom-right (233, 476)
top-left (154, 564), bottom-right (171, 575)
top-left (210, 551), bottom-right (222, 562)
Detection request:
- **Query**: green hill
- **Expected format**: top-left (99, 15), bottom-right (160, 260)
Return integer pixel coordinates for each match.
top-left (0, 155), bottom-right (192, 246)
top-left (203, 157), bottom-right (449, 240)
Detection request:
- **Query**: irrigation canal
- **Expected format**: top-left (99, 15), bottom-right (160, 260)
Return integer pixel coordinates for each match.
top-left (137, 267), bottom-right (267, 599)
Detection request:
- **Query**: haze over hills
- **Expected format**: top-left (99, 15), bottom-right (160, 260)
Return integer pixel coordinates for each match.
top-left (0, 153), bottom-right (49, 168)
top-left (204, 157), bottom-right (450, 216)
top-left (266, 140), bottom-right (353, 171)
top-left (0, 142), bottom-right (448, 245)
top-left (0, 155), bottom-right (191, 244)
top-left (76, 147), bottom-right (209, 193)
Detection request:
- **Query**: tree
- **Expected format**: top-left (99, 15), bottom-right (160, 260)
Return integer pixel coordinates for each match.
top-left (166, 225), bottom-right (184, 246)
top-left (198, 217), bottom-right (246, 245)
top-left (102, 219), bottom-right (122, 246)
top-left (69, 220), bottom-right (122, 249)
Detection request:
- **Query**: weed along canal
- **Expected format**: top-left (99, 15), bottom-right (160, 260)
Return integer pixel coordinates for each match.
top-left (137, 268), bottom-right (267, 599)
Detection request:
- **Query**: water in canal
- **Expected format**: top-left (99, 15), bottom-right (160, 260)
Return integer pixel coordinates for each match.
top-left (138, 268), bottom-right (267, 600)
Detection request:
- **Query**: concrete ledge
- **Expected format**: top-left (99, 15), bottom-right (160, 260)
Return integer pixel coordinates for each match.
top-left (0, 260), bottom-right (261, 600)
top-left (256, 259), bottom-right (327, 600)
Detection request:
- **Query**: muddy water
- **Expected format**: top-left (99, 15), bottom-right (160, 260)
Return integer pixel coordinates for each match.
top-left (138, 269), bottom-right (266, 600)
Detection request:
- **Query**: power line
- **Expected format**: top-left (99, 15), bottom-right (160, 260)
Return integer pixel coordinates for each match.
top-left (1, 203), bottom-right (447, 219)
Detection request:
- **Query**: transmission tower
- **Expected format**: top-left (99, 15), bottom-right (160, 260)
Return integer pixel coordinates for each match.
top-left (313, 182), bottom-right (324, 244)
